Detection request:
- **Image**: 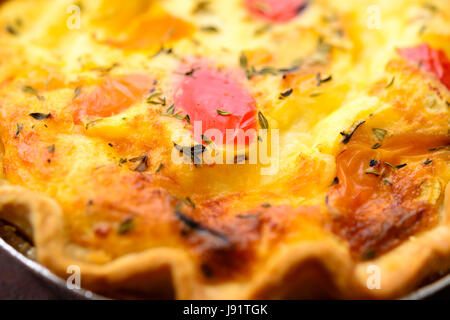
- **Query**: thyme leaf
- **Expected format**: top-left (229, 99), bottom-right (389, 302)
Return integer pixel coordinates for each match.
top-left (166, 103), bottom-right (175, 115)
top-left (315, 72), bottom-right (332, 86)
top-left (15, 123), bottom-right (23, 138)
top-left (365, 170), bottom-right (380, 176)
top-left (279, 88), bottom-right (293, 99)
top-left (5, 25), bottom-right (18, 36)
top-left (192, 0), bottom-right (211, 14)
top-left (384, 162), bottom-right (407, 170)
top-left (47, 144), bottom-right (55, 153)
top-left (216, 109), bottom-right (232, 116)
top-left (371, 143), bottom-right (382, 149)
top-left (117, 216), bottom-right (134, 234)
top-left (201, 134), bottom-right (212, 145)
top-left (173, 143), bottom-right (206, 166)
top-left (73, 86), bottom-right (82, 99)
top-left (385, 76), bottom-right (395, 88)
top-left (175, 210), bottom-right (228, 243)
top-left (29, 112), bottom-right (51, 120)
top-left (185, 197), bottom-right (195, 209)
top-left (155, 163), bottom-right (164, 173)
top-left (340, 121), bottom-right (365, 144)
top-left (372, 128), bottom-right (387, 140)
top-left (129, 155), bottom-right (148, 172)
top-left (258, 111), bottom-right (269, 130)
top-left (22, 85), bottom-right (44, 101)
top-left (330, 176), bottom-right (339, 186)
top-left (239, 52), bottom-right (248, 69)
top-left (200, 25), bottom-right (219, 33)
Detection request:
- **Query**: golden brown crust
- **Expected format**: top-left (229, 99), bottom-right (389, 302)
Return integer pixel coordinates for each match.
top-left (0, 182), bottom-right (448, 299)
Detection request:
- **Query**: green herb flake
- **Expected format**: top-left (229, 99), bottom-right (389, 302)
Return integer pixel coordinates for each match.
top-left (151, 46), bottom-right (173, 58)
top-left (422, 3), bottom-right (438, 12)
top-left (117, 216), bottom-right (134, 234)
top-left (384, 162), bottom-right (407, 170)
top-left (423, 159), bottom-right (433, 165)
top-left (129, 155), bottom-right (148, 172)
top-left (166, 103), bottom-right (175, 115)
top-left (147, 92), bottom-right (166, 106)
top-left (184, 114), bottom-right (191, 125)
top-left (200, 25), bottom-right (219, 33)
top-left (73, 86), bottom-right (82, 99)
top-left (340, 121), bottom-right (365, 144)
top-left (29, 112), bottom-right (51, 120)
top-left (177, 67), bottom-right (200, 77)
top-left (192, 0), bottom-right (211, 14)
top-left (217, 109), bottom-right (232, 116)
top-left (257, 67), bottom-right (279, 76)
top-left (254, 24), bottom-right (272, 36)
top-left (155, 163), bottom-right (164, 173)
top-left (258, 111), bottom-right (269, 130)
top-left (365, 169), bottom-right (380, 176)
top-left (21, 85), bottom-right (44, 101)
top-left (185, 197), bottom-right (195, 209)
top-left (201, 134), bottom-right (212, 145)
top-left (92, 62), bottom-right (120, 74)
top-left (371, 143), bottom-right (382, 149)
top-left (279, 88), bottom-right (293, 99)
top-left (330, 176), bottom-right (339, 186)
top-left (173, 113), bottom-right (185, 120)
top-left (15, 123), bottom-right (23, 138)
top-left (316, 72), bottom-right (332, 86)
top-left (385, 76), bottom-right (395, 89)
top-left (239, 52), bottom-right (248, 70)
top-left (5, 25), bottom-right (18, 36)
top-left (47, 144), bottom-right (55, 153)
top-left (85, 119), bottom-right (102, 130)
top-left (428, 146), bottom-right (447, 151)
top-left (372, 128), bottom-right (387, 140)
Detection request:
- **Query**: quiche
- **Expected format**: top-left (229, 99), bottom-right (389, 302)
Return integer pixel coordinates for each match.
top-left (0, 0), bottom-right (449, 299)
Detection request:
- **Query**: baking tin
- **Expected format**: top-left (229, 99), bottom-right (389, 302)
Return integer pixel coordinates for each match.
top-left (0, 234), bottom-right (105, 300)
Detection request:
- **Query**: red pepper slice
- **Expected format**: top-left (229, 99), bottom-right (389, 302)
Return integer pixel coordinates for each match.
top-left (244, 0), bottom-right (308, 23)
top-left (397, 43), bottom-right (450, 90)
top-left (173, 63), bottom-right (257, 146)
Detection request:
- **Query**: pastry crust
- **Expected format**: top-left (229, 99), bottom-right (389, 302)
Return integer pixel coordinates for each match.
top-left (0, 183), bottom-right (448, 299)
top-left (0, 0), bottom-right (449, 299)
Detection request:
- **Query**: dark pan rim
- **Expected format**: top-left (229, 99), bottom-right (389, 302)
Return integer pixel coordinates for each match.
top-left (0, 235), bottom-right (107, 300)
